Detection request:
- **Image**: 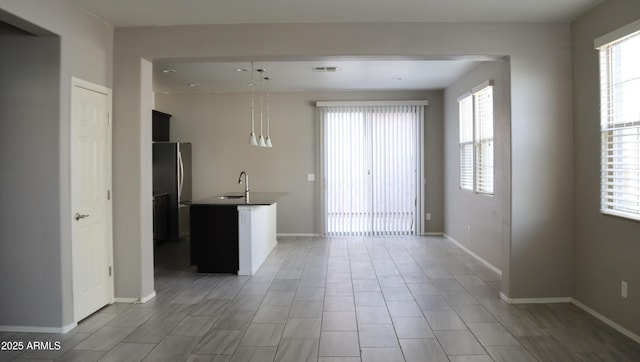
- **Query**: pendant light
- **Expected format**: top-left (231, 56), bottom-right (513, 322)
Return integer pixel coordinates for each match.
top-left (247, 61), bottom-right (258, 146)
top-left (264, 76), bottom-right (273, 147)
top-left (256, 68), bottom-right (267, 147)
top-left (245, 61), bottom-right (274, 148)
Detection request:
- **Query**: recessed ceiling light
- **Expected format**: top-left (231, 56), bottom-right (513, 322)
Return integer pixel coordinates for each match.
top-left (188, 83), bottom-right (201, 87)
top-left (392, 77), bottom-right (403, 81)
top-left (236, 68), bottom-right (249, 72)
top-left (162, 69), bottom-right (176, 73)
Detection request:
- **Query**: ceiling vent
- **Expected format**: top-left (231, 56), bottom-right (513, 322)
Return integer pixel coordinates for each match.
top-left (313, 66), bottom-right (338, 72)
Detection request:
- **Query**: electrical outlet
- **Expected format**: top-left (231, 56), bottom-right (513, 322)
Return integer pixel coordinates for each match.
top-left (621, 281), bottom-right (628, 299)
top-left (426, 213), bottom-right (431, 221)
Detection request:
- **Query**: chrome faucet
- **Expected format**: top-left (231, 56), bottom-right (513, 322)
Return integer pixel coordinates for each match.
top-left (238, 171), bottom-right (249, 199)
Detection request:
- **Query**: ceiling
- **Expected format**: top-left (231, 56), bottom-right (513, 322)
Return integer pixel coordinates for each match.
top-left (71, 0), bottom-right (601, 26)
top-left (153, 58), bottom-right (493, 94)
top-left (71, 0), bottom-right (602, 93)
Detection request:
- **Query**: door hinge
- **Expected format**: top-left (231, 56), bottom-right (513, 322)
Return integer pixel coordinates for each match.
top-left (107, 189), bottom-right (111, 200)
top-left (109, 266), bottom-right (112, 277)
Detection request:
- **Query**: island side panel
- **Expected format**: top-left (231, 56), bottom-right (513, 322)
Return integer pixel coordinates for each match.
top-left (190, 204), bottom-right (239, 273)
top-left (237, 207), bottom-right (252, 275)
top-left (252, 203), bottom-right (278, 274)
top-left (237, 203), bottom-right (278, 275)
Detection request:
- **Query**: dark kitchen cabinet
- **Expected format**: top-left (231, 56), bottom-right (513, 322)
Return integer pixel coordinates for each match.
top-left (152, 110), bottom-right (171, 142)
top-left (190, 205), bottom-right (239, 273)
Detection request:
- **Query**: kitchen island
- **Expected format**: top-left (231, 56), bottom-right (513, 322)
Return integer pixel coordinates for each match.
top-left (189, 192), bottom-right (286, 275)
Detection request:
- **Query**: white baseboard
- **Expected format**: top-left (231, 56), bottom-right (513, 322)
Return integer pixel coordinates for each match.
top-left (277, 233), bottom-right (320, 237)
top-left (114, 297), bottom-right (138, 303)
top-left (0, 322), bottom-right (77, 334)
top-left (115, 291), bottom-right (156, 304)
top-left (571, 298), bottom-right (640, 344)
top-left (500, 292), bottom-right (571, 304)
top-left (140, 291), bottom-right (156, 303)
top-left (422, 232), bottom-right (445, 236)
top-left (443, 234), bottom-right (502, 276)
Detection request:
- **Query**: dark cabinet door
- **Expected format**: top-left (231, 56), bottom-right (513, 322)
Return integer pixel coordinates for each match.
top-left (190, 205), bottom-right (239, 273)
top-left (152, 110), bottom-right (171, 142)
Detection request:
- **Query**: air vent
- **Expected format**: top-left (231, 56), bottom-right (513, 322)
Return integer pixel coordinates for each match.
top-left (313, 66), bottom-right (338, 72)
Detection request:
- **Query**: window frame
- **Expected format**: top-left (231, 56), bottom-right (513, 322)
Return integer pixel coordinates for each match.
top-left (316, 100), bottom-right (428, 235)
top-left (458, 81), bottom-right (494, 196)
top-left (596, 20), bottom-right (640, 222)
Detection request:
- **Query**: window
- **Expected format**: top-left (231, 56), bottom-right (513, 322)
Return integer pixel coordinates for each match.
top-left (317, 101), bottom-right (426, 236)
top-left (459, 82), bottom-right (494, 195)
top-left (596, 22), bottom-right (640, 221)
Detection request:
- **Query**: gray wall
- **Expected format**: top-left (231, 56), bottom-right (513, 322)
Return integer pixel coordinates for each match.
top-left (0, 22), bottom-right (61, 328)
top-left (114, 22), bottom-right (574, 302)
top-left (444, 60), bottom-right (511, 272)
top-left (507, 26), bottom-right (574, 300)
top-left (155, 90), bottom-right (444, 235)
top-left (572, 0), bottom-right (640, 337)
top-left (0, 0), bottom-right (112, 329)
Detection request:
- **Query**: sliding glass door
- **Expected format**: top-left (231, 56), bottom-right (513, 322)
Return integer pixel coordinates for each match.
top-left (318, 102), bottom-right (425, 236)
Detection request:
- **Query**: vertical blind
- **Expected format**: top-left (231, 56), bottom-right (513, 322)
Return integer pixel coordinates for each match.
top-left (318, 102), bottom-right (425, 236)
top-left (597, 29), bottom-right (640, 221)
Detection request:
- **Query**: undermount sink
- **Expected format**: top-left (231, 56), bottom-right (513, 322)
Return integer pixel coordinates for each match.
top-left (217, 195), bottom-right (244, 200)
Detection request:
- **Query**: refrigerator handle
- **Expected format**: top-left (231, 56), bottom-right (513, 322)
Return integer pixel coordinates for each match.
top-left (178, 149), bottom-right (184, 201)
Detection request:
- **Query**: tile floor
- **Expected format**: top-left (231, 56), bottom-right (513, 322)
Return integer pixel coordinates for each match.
top-left (2, 235), bottom-right (640, 361)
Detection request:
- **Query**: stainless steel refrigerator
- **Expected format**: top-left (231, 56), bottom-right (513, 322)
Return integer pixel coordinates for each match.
top-left (153, 142), bottom-right (192, 242)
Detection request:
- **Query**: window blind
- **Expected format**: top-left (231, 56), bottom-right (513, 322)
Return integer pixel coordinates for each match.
top-left (459, 95), bottom-right (474, 190)
top-left (598, 30), bottom-right (640, 220)
top-left (318, 102), bottom-right (424, 236)
top-left (458, 82), bottom-right (494, 195)
top-left (474, 85), bottom-right (494, 195)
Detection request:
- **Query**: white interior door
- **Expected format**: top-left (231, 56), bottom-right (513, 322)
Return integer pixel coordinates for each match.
top-left (71, 78), bottom-right (113, 322)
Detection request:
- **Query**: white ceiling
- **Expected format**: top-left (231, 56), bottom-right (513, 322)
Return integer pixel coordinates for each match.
top-left (71, 0), bottom-right (601, 26)
top-left (153, 58), bottom-right (493, 94)
top-left (71, 0), bottom-right (602, 93)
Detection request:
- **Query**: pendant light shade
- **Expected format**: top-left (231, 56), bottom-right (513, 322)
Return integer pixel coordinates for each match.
top-left (248, 132), bottom-right (258, 146)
